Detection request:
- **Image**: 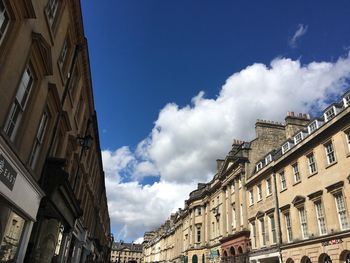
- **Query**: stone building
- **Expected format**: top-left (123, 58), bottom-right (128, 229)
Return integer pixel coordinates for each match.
top-left (0, 0), bottom-right (111, 262)
top-left (111, 242), bottom-right (143, 263)
top-left (143, 90), bottom-right (350, 263)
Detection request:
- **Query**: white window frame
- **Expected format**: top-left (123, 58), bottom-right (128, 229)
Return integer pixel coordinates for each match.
top-left (292, 163), bottom-right (301, 183)
top-left (249, 189), bottom-right (254, 205)
top-left (307, 152), bottom-right (317, 174)
top-left (257, 184), bottom-right (262, 201)
top-left (294, 132), bottom-right (303, 144)
top-left (324, 141), bottom-right (336, 165)
top-left (280, 172), bottom-right (287, 190)
top-left (265, 154), bottom-right (272, 164)
top-left (266, 178), bottom-right (272, 196)
top-left (4, 66), bottom-right (34, 140)
top-left (285, 213), bottom-right (293, 242)
top-left (196, 225), bottom-right (201, 243)
top-left (334, 192), bottom-right (349, 230)
top-left (282, 142), bottom-right (291, 154)
top-left (29, 110), bottom-right (49, 169)
top-left (345, 130), bottom-right (350, 153)
top-left (259, 218), bottom-right (266, 246)
top-left (250, 222), bottom-right (256, 248)
top-left (315, 201), bottom-right (327, 235)
top-left (196, 207), bottom-right (201, 216)
top-left (308, 120), bottom-right (319, 134)
top-left (298, 207), bottom-right (308, 239)
top-left (58, 37), bottom-right (69, 68)
top-left (232, 206), bottom-right (236, 229)
top-left (269, 214), bottom-right (276, 244)
top-left (324, 106), bottom-right (336, 122)
top-left (256, 162), bottom-right (263, 171)
top-left (0, 0), bottom-right (10, 45)
top-left (343, 93), bottom-right (350, 107)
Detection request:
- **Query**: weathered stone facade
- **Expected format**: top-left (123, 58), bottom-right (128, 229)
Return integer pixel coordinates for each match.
top-left (143, 90), bottom-right (350, 263)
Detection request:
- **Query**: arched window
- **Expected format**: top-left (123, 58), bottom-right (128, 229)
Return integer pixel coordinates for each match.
top-left (319, 254), bottom-right (332, 263)
top-left (340, 250), bottom-right (350, 263)
top-left (202, 254), bottom-right (205, 263)
top-left (192, 254), bottom-right (198, 263)
top-left (230, 246), bottom-right (235, 256)
top-left (286, 258), bottom-right (295, 263)
top-left (301, 256), bottom-right (311, 263)
top-left (238, 246), bottom-right (243, 254)
top-left (223, 251), bottom-right (228, 258)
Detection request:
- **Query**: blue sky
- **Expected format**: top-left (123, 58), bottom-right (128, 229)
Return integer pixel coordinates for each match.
top-left (81, 1), bottom-right (350, 242)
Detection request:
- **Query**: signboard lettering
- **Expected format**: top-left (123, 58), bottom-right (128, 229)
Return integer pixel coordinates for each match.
top-left (321, 239), bottom-right (343, 246)
top-left (0, 154), bottom-right (17, 190)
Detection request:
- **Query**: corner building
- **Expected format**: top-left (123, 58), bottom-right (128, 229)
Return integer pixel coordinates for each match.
top-left (0, 0), bottom-right (111, 262)
top-left (143, 90), bottom-right (350, 263)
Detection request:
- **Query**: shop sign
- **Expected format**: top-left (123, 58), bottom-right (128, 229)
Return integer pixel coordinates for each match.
top-left (0, 154), bottom-right (17, 190)
top-left (321, 239), bottom-right (343, 246)
top-left (209, 250), bottom-right (219, 259)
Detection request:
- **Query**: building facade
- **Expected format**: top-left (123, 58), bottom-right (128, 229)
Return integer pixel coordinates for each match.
top-left (143, 90), bottom-right (350, 263)
top-left (111, 242), bottom-right (143, 263)
top-left (0, 0), bottom-right (111, 262)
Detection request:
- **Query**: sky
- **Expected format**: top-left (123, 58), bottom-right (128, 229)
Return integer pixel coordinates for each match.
top-left (80, 1), bottom-right (350, 243)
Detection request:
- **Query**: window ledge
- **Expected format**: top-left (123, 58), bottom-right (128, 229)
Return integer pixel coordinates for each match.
top-left (280, 188), bottom-right (287, 193)
top-left (308, 171), bottom-right (318, 178)
top-left (346, 152), bottom-right (350, 158)
top-left (293, 180), bottom-right (301, 186)
top-left (257, 199), bottom-right (262, 203)
top-left (266, 193), bottom-right (272, 198)
top-left (325, 161), bottom-right (337, 169)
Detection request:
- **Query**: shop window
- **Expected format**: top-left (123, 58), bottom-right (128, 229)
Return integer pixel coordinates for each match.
top-left (0, 205), bottom-right (26, 262)
top-left (4, 66), bottom-right (34, 141)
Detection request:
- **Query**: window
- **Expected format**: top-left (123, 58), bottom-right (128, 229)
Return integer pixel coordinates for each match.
top-left (196, 225), bottom-right (201, 243)
top-left (196, 207), bottom-right (202, 216)
top-left (46, 0), bottom-right (60, 28)
top-left (58, 37), bottom-right (70, 68)
top-left (280, 172), bottom-right (286, 190)
top-left (217, 218), bottom-right (220, 236)
top-left (292, 163), bottom-right (300, 183)
top-left (259, 218), bottom-right (266, 246)
top-left (0, 0), bottom-right (9, 44)
top-left (282, 142), bottom-right (291, 154)
top-left (4, 67), bottom-right (34, 140)
top-left (307, 153), bottom-right (317, 174)
top-left (249, 189), bottom-right (254, 205)
top-left (29, 110), bottom-right (49, 169)
top-left (212, 222), bottom-right (215, 237)
top-left (346, 130), bottom-right (350, 152)
top-left (232, 206), bottom-right (236, 228)
top-left (266, 178), bottom-right (272, 196)
top-left (308, 120), bottom-right (319, 134)
top-left (256, 162), bottom-right (263, 171)
top-left (315, 201), bottom-right (327, 235)
top-left (265, 154), bottom-right (272, 164)
top-left (294, 132), bottom-right (303, 144)
top-left (324, 107), bottom-right (336, 122)
top-left (238, 176), bottom-right (242, 188)
top-left (257, 184), bottom-right (262, 201)
top-left (335, 193), bottom-right (349, 230)
top-left (299, 207), bottom-right (308, 238)
top-left (250, 222), bottom-right (256, 248)
top-left (324, 142), bottom-right (336, 165)
top-left (285, 213), bottom-right (292, 242)
top-left (344, 93), bottom-right (350, 107)
top-left (269, 215), bottom-right (276, 244)
top-left (240, 204), bottom-right (243, 226)
top-left (231, 183), bottom-right (235, 194)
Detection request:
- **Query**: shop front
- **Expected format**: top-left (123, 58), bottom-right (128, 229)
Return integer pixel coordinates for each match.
top-left (220, 230), bottom-right (250, 263)
top-left (0, 140), bottom-right (44, 262)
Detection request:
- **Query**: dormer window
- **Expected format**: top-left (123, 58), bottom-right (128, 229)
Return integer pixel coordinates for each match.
top-left (324, 107), bottom-right (336, 122)
top-left (282, 142), bottom-right (291, 154)
top-left (265, 154), bottom-right (272, 164)
top-left (256, 162), bottom-right (263, 171)
top-left (294, 132), bottom-right (303, 144)
top-left (308, 120), bottom-right (319, 134)
top-left (343, 93), bottom-right (350, 107)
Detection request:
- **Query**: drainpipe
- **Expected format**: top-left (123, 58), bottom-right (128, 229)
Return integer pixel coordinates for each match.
top-left (272, 171), bottom-right (283, 263)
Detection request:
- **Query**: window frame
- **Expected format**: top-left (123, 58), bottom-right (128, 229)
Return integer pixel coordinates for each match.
top-left (4, 65), bottom-right (35, 141)
top-left (285, 213), bottom-right (293, 242)
top-left (324, 141), bottom-right (336, 165)
top-left (294, 132), bottom-right (303, 144)
top-left (249, 189), bottom-right (254, 206)
top-left (315, 201), bottom-right (327, 235)
top-left (292, 163), bottom-right (301, 183)
top-left (307, 152), bottom-right (317, 175)
top-left (269, 214), bottom-right (276, 244)
top-left (308, 120), bottom-right (319, 134)
top-left (259, 218), bottom-right (266, 246)
top-left (334, 192), bottom-right (349, 230)
top-left (324, 106), bottom-right (336, 122)
top-left (280, 171), bottom-right (287, 190)
top-left (0, 0), bottom-right (10, 46)
top-left (257, 184), bottom-right (262, 201)
top-left (298, 207), bottom-right (308, 239)
top-left (266, 178), bottom-right (272, 196)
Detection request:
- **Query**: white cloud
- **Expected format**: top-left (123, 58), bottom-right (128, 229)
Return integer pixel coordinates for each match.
top-left (103, 53), bottom-right (350, 241)
top-left (134, 237), bottom-right (144, 244)
top-left (289, 24), bottom-right (308, 48)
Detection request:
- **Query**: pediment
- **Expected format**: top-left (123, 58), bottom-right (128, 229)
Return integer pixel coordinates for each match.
top-left (255, 210), bottom-right (264, 218)
top-left (32, 32), bottom-right (53, 76)
top-left (292, 195), bottom-right (306, 206)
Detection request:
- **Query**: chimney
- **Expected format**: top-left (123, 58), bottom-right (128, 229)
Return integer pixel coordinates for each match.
top-left (285, 112), bottom-right (310, 138)
top-left (255, 119), bottom-right (284, 139)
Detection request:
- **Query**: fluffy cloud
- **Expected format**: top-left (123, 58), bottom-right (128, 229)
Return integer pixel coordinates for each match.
top-left (289, 24), bottom-right (308, 48)
top-left (104, 53), bottom-right (350, 241)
